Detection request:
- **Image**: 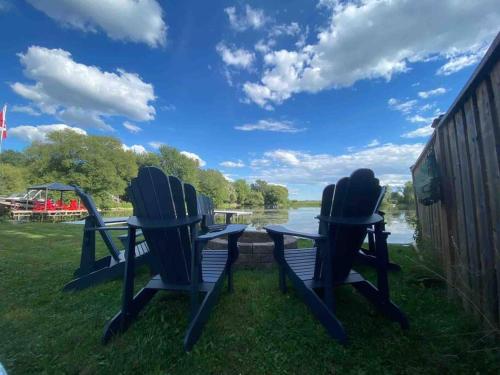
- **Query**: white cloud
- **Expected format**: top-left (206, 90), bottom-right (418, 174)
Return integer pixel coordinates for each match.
top-left (235, 119), bottom-right (305, 133)
top-left (406, 114), bottom-right (434, 124)
top-left (123, 121), bottom-right (142, 133)
top-left (9, 123), bottom-right (87, 143)
top-left (11, 105), bottom-right (40, 116)
top-left (180, 151), bottom-right (206, 167)
top-left (122, 144), bottom-right (147, 154)
top-left (437, 52), bottom-right (485, 75)
top-left (243, 0), bottom-right (499, 107)
top-left (418, 87), bottom-right (447, 99)
top-left (27, 0), bottom-right (166, 48)
top-left (250, 143), bottom-right (424, 187)
top-left (402, 125), bottom-right (434, 138)
top-left (222, 173), bottom-right (234, 182)
top-left (269, 22), bottom-right (301, 38)
top-left (216, 42), bottom-right (255, 69)
top-left (366, 139), bottom-right (380, 147)
top-left (11, 46), bottom-right (156, 131)
top-left (220, 160), bottom-right (245, 168)
top-left (388, 98), bottom-right (418, 114)
top-left (224, 5), bottom-right (268, 31)
top-left (148, 141), bottom-right (164, 149)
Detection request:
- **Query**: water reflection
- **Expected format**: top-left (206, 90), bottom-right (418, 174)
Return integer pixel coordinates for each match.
top-left (101, 207), bottom-right (416, 244)
top-left (232, 207), bottom-right (416, 244)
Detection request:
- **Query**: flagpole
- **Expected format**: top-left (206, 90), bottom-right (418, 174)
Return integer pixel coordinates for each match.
top-left (0, 104), bottom-right (5, 155)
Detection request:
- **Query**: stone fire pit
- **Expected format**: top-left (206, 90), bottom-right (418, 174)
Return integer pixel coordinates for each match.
top-left (207, 230), bottom-right (297, 268)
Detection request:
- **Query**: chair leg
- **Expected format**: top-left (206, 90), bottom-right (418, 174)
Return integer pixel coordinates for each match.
top-left (184, 277), bottom-right (225, 351)
top-left (285, 266), bottom-right (347, 344)
top-left (63, 261), bottom-right (125, 291)
top-left (353, 280), bottom-right (409, 329)
top-left (102, 287), bottom-right (157, 343)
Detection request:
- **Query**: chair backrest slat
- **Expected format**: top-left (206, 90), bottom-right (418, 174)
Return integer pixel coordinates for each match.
top-left (319, 169), bottom-right (382, 283)
top-left (197, 193), bottom-right (216, 229)
top-left (129, 167), bottom-right (192, 284)
top-left (73, 186), bottom-right (121, 260)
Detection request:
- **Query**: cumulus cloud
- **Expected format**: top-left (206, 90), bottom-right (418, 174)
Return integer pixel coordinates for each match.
top-left (418, 87), bottom-right (447, 99)
top-left (220, 160), bottom-right (245, 168)
top-left (123, 121), bottom-right (142, 133)
top-left (27, 0), bottom-right (166, 48)
top-left (11, 105), bottom-right (41, 116)
top-left (9, 123), bottom-right (87, 143)
top-left (122, 144), bottom-right (147, 154)
top-left (234, 119), bottom-right (305, 133)
top-left (180, 151), bottom-right (206, 167)
top-left (250, 143), bottom-right (425, 187)
top-left (401, 125), bottom-right (434, 138)
top-left (216, 42), bottom-right (255, 69)
top-left (388, 98), bottom-right (418, 114)
top-left (406, 114), bottom-right (434, 124)
top-left (242, 0), bottom-right (499, 107)
top-left (148, 141), bottom-right (164, 149)
top-left (224, 5), bottom-right (268, 31)
top-left (366, 139), bottom-right (380, 147)
top-left (11, 46), bottom-right (156, 131)
top-left (437, 52), bottom-right (485, 75)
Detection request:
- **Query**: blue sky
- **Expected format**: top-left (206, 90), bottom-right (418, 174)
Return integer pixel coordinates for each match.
top-left (1, 0), bottom-right (499, 199)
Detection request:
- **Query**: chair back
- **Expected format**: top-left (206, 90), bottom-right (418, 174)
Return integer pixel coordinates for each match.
top-left (197, 193), bottom-right (216, 230)
top-left (319, 169), bottom-right (382, 283)
top-left (128, 167), bottom-right (198, 285)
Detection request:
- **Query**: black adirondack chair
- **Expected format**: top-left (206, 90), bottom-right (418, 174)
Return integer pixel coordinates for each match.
top-left (63, 187), bottom-right (153, 292)
top-left (102, 167), bottom-right (246, 351)
top-left (197, 193), bottom-right (227, 232)
top-left (265, 169), bottom-right (409, 344)
top-left (355, 187), bottom-right (401, 272)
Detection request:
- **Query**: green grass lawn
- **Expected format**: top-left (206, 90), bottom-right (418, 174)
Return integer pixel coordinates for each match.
top-left (0, 222), bottom-right (498, 374)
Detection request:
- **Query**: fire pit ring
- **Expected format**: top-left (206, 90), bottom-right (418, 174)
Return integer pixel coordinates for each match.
top-left (206, 230), bottom-right (298, 269)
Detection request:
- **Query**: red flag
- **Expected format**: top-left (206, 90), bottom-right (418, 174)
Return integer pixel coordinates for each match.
top-left (0, 105), bottom-right (6, 140)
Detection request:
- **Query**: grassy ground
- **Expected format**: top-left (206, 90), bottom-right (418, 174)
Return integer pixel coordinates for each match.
top-left (0, 223), bottom-right (498, 374)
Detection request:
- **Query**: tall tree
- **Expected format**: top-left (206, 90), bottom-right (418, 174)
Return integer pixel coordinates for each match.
top-left (25, 130), bottom-right (137, 207)
top-left (198, 169), bottom-right (229, 207)
top-left (157, 145), bottom-right (199, 187)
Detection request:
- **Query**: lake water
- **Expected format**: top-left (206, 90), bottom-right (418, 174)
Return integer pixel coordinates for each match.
top-left (98, 206), bottom-right (416, 244)
top-left (231, 207), bottom-right (416, 244)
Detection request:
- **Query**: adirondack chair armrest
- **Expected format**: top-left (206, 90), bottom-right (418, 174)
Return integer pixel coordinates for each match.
top-left (102, 218), bottom-right (128, 224)
top-left (127, 215), bottom-right (203, 229)
top-left (84, 226), bottom-right (129, 232)
top-left (264, 225), bottom-right (326, 241)
top-left (195, 224), bottom-right (247, 243)
top-left (316, 213), bottom-right (383, 226)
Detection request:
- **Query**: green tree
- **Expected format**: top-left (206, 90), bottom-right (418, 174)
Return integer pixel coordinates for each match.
top-left (198, 169), bottom-right (229, 207)
top-left (402, 181), bottom-right (416, 207)
top-left (135, 152), bottom-right (161, 169)
top-left (233, 179), bottom-right (251, 206)
top-left (0, 164), bottom-right (28, 195)
top-left (25, 130), bottom-right (137, 207)
top-left (0, 150), bottom-right (27, 167)
top-left (245, 190), bottom-right (264, 206)
top-left (264, 184), bottom-right (289, 207)
top-left (157, 145), bottom-right (199, 187)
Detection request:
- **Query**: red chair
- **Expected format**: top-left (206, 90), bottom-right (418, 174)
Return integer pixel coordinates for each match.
top-left (68, 199), bottom-right (78, 211)
top-left (33, 200), bottom-right (45, 211)
top-left (46, 199), bottom-right (57, 211)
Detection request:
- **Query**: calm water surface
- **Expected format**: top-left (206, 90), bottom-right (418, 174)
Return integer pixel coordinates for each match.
top-left (235, 207), bottom-right (416, 244)
top-left (101, 207), bottom-right (416, 244)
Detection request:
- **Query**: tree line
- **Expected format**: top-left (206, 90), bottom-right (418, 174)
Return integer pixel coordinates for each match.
top-left (0, 130), bottom-right (289, 208)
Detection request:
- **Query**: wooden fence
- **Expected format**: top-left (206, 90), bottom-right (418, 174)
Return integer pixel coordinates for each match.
top-left (411, 33), bottom-right (499, 330)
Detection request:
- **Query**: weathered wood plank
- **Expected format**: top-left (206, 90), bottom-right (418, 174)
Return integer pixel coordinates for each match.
top-left (464, 96), bottom-right (497, 325)
top-left (447, 118), bottom-right (472, 311)
top-left (455, 109), bottom-right (482, 316)
top-left (478, 73), bottom-right (500, 325)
